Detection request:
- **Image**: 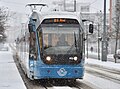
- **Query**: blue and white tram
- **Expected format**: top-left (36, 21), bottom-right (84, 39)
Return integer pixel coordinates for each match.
top-left (16, 7), bottom-right (92, 80)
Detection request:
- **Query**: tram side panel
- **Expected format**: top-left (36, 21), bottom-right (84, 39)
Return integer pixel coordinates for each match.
top-left (16, 27), bottom-right (30, 77)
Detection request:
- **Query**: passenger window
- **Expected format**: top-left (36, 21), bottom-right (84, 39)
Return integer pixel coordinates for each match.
top-left (29, 32), bottom-right (37, 60)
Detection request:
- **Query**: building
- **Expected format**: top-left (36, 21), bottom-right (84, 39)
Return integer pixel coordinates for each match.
top-left (52, 0), bottom-right (90, 12)
top-left (109, 0), bottom-right (120, 53)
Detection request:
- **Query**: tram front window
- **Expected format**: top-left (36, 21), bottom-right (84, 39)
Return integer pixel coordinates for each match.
top-left (42, 25), bottom-right (81, 55)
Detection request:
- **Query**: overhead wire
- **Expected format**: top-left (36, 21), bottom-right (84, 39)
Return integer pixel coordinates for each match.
top-left (1, 0), bottom-right (99, 7)
top-left (38, 0), bottom-right (43, 3)
top-left (0, 0), bottom-right (102, 12)
top-left (0, 0), bottom-right (39, 7)
top-left (88, 0), bottom-right (99, 6)
top-left (0, 0), bottom-right (25, 5)
top-left (88, 0), bottom-right (102, 11)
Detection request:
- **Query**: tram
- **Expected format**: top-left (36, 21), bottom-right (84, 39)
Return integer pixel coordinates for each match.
top-left (16, 4), bottom-right (93, 81)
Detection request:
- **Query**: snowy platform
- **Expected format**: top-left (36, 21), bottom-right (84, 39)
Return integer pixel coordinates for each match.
top-left (0, 44), bottom-right (26, 89)
top-left (85, 57), bottom-right (120, 72)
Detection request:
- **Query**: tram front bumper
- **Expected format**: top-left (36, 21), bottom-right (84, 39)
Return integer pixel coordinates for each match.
top-left (33, 66), bottom-right (84, 79)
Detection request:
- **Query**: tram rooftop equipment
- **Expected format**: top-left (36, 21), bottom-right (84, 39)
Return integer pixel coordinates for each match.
top-left (26, 4), bottom-right (48, 12)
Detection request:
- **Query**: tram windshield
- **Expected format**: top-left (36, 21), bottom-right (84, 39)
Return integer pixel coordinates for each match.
top-left (41, 24), bottom-right (81, 55)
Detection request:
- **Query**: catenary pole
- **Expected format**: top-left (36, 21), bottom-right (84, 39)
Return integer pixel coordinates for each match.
top-left (101, 0), bottom-right (107, 61)
top-left (74, 0), bottom-right (76, 12)
top-left (98, 23), bottom-right (100, 60)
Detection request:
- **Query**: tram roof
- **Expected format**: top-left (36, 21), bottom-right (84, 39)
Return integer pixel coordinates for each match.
top-left (41, 12), bottom-right (79, 19)
top-left (30, 11), bottom-right (84, 28)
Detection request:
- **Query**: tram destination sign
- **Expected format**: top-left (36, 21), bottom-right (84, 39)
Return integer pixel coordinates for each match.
top-left (42, 18), bottom-right (79, 24)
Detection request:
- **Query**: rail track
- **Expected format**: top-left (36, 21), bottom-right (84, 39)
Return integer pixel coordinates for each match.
top-left (13, 54), bottom-right (94, 89)
top-left (85, 64), bottom-right (120, 84)
top-left (10, 44), bottom-right (94, 89)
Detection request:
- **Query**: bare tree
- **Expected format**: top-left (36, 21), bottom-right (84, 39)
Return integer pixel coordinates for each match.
top-left (112, 0), bottom-right (120, 63)
top-left (0, 6), bottom-right (8, 42)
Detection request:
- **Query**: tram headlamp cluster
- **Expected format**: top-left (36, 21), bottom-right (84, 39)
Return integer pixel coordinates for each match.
top-left (69, 56), bottom-right (78, 61)
top-left (46, 56), bottom-right (51, 61)
top-left (74, 56), bottom-right (78, 61)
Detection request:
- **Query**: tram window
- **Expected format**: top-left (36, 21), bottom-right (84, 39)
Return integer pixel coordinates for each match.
top-left (38, 31), bottom-right (43, 50)
top-left (29, 32), bottom-right (36, 53)
top-left (29, 32), bottom-right (38, 60)
top-left (56, 34), bottom-right (69, 46)
top-left (30, 32), bottom-right (35, 47)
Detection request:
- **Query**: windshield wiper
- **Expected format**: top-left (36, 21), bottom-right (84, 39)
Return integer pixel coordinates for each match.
top-left (74, 32), bottom-right (77, 52)
top-left (67, 32), bottom-right (78, 54)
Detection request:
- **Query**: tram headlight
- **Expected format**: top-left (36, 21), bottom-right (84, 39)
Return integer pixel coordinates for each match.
top-left (74, 56), bottom-right (78, 61)
top-left (46, 56), bottom-right (51, 61)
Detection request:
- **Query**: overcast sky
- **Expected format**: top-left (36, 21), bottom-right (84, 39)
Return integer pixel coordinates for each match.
top-left (0, 0), bottom-right (110, 13)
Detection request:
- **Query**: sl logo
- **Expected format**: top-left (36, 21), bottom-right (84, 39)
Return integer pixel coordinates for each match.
top-left (57, 68), bottom-right (67, 76)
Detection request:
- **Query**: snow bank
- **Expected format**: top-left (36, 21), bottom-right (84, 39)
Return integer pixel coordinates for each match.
top-left (85, 57), bottom-right (120, 72)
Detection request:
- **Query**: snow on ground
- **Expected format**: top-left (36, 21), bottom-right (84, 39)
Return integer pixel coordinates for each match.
top-left (8, 43), bottom-right (120, 89)
top-left (0, 43), bottom-right (26, 89)
top-left (85, 51), bottom-right (120, 71)
top-left (83, 73), bottom-right (120, 89)
top-left (85, 58), bottom-right (120, 71)
top-left (84, 52), bottom-right (120, 89)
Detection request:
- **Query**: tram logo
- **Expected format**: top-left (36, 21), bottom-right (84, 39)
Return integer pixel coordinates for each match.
top-left (57, 68), bottom-right (67, 76)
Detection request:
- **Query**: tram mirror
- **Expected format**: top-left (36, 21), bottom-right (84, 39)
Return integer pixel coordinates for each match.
top-left (89, 24), bottom-right (94, 33)
top-left (28, 24), bottom-right (33, 32)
